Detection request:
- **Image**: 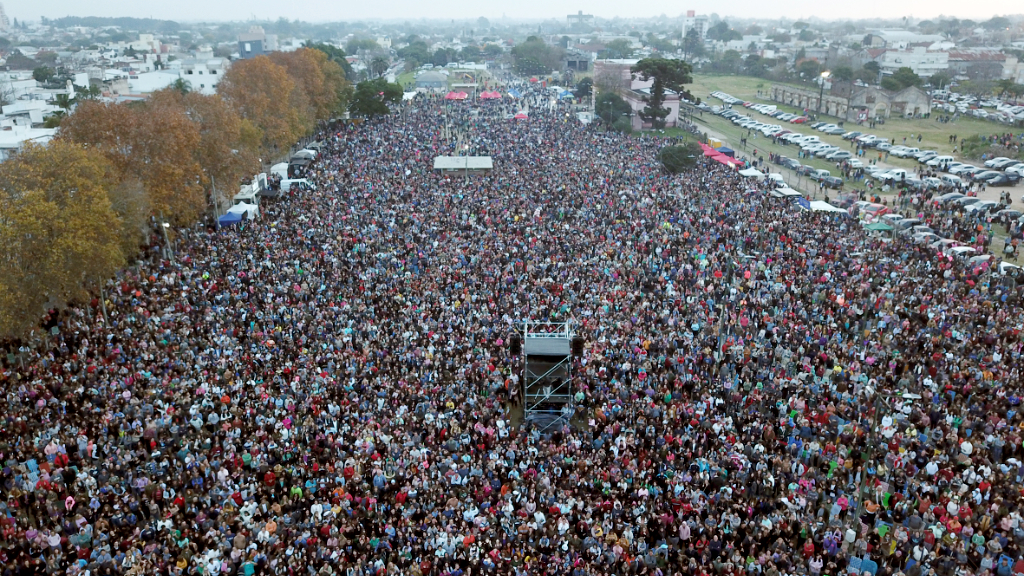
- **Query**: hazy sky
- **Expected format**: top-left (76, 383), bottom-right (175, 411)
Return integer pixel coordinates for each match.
top-left (12, 0), bottom-right (1020, 23)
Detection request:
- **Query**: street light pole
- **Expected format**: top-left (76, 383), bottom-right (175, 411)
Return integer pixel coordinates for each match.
top-left (818, 70), bottom-right (831, 116)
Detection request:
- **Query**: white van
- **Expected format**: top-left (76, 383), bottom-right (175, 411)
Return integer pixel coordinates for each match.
top-left (939, 174), bottom-right (962, 187)
top-left (280, 178), bottom-right (315, 191)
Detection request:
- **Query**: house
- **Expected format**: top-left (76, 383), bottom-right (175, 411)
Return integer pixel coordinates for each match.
top-left (769, 83), bottom-right (930, 121)
top-left (238, 26), bottom-right (267, 60)
top-left (0, 117), bottom-right (57, 162)
top-left (177, 57), bottom-right (228, 95)
top-left (947, 49), bottom-right (1011, 80)
top-left (563, 48), bottom-right (592, 72)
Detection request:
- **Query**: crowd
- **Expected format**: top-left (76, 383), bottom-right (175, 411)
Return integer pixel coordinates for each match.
top-left (2, 81), bottom-right (1024, 576)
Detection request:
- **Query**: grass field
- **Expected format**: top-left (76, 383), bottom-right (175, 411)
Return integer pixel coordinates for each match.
top-left (689, 74), bottom-right (1000, 164)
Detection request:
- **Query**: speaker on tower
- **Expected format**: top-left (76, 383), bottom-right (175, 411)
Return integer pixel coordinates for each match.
top-left (571, 337), bottom-right (585, 357)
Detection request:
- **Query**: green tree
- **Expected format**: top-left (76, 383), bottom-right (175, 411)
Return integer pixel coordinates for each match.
top-left (928, 72), bottom-right (952, 89)
top-left (596, 92), bottom-right (631, 127)
top-left (599, 39), bottom-right (634, 59)
top-left (346, 37), bottom-right (380, 54)
top-left (171, 78), bottom-right (192, 95)
top-left (797, 29), bottom-right (815, 42)
top-left (32, 66), bottom-right (55, 83)
top-left (831, 66), bottom-right (854, 82)
top-left (348, 78), bottom-right (402, 118)
top-left (574, 77), bottom-right (592, 99)
top-left (630, 58), bottom-right (695, 130)
top-left (397, 40), bottom-right (430, 68)
top-left (863, 61), bottom-right (881, 76)
top-left (797, 60), bottom-right (821, 78)
top-left (771, 32), bottom-right (792, 43)
top-left (683, 28), bottom-right (705, 59)
top-left (511, 37), bottom-right (563, 76)
top-left (659, 142), bottom-right (703, 173)
top-left (983, 16), bottom-right (1010, 31)
top-left (880, 67), bottom-right (921, 91)
top-left (370, 56), bottom-right (391, 78)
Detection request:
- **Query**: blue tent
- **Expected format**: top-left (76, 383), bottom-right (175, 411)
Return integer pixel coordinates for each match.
top-left (218, 212), bottom-right (243, 227)
top-left (558, 90), bottom-right (574, 99)
top-left (507, 89), bottom-right (522, 99)
top-left (718, 147), bottom-right (735, 157)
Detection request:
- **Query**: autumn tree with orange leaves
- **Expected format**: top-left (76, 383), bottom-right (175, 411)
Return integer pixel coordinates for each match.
top-left (0, 141), bottom-right (127, 337)
top-left (218, 55), bottom-right (305, 158)
top-left (59, 100), bottom-right (205, 225)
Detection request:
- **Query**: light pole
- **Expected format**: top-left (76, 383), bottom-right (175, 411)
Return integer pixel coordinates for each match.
top-left (818, 70), bottom-right (831, 116)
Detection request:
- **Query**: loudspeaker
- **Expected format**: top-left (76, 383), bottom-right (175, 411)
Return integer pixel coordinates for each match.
top-left (510, 335), bottom-right (522, 355)
top-left (571, 337), bottom-right (585, 357)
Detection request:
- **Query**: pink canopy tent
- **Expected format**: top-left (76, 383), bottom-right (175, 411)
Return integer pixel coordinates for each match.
top-left (513, 112), bottom-right (528, 119)
top-left (480, 91), bottom-right (502, 99)
top-left (444, 91), bottom-right (459, 100)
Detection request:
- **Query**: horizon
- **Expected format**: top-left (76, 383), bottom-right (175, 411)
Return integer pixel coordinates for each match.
top-left (9, 0), bottom-right (1024, 27)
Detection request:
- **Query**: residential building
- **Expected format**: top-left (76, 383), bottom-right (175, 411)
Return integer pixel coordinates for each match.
top-left (866, 47), bottom-right (950, 77)
top-left (238, 26), bottom-right (267, 60)
top-left (947, 49), bottom-right (1011, 80)
top-left (683, 11), bottom-right (710, 40)
top-left (0, 117), bottom-right (57, 162)
top-left (567, 11), bottom-right (594, 27)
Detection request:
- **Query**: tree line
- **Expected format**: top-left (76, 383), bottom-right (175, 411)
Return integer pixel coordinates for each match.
top-left (0, 46), bottom-right (350, 338)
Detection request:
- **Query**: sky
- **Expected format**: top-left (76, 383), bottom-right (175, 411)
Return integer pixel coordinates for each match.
top-left (11, 0), bottom-right (1021, 23)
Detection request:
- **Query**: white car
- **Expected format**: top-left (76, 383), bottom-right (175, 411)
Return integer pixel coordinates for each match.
top-left (848, 159), bottom-right (864, 168)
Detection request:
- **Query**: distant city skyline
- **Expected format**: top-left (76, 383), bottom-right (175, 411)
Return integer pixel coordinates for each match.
top-left (9, 0), bottom-right (1023, 25)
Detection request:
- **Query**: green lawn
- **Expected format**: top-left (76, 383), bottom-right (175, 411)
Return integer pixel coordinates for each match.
top-left (397, 71), bottom-right (416, 88)
top-left (690, 74), bottom-right (1000, 164)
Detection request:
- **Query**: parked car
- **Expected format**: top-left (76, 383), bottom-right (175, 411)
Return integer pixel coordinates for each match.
top-left (796, 165), bottom-right (815, 176)
top-left (986, 174), bottom-right (1018, 187)
top-left (790, 116), bottom-right (808, 124)
top-left (842, 131), bottom-right (863, 140)
top-left (984, 156), bottom-right (1012, 168)
top-left (822, 176), bottom-right (844, 189)
top-left (935, 192), bottom-right (965, 204)
top-left (809, 169), bottom-right (832, 181)
top-left (875, 142), bottom-right (893, 152)
top-left (965, 200), bottom-right (999, 214)
top-left (827, 151), bottom-right (852, 161)
top-left (782, 158), bottom-right (802, 170)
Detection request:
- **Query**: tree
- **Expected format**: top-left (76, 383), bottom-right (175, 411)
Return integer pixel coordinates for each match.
top-left (35, 51), bottom-right (59, 65)
top-left (596, 92), bottom-right (631, 127)
top-left (511, 37), bottom-right (564, 76)
top-left (147, 88), bottom-right (260, 212)
top-left (270, 48), bottom-right (350, 121)
top-left (348, 78), bottom-right (403, 118)
top-left (880, 67), bottom-right (921, 91)
top-left (683, 29), bottom-right (705, 59)
top-left (600, 39), bottom-right (634, 59)
top-left (771, 32), bottom-right (792, 43)
top-left (397, 40), bottom-right (430, 68)
top-left (797, 60), bottom-right (821, 78)
top-left (798, 29), bottom-right (815, 42)
top-left (369, 56), bottom-right (391, 78)
top-left (659, 142), bottom-right (703, 173)
top-left (59, 100), bottom-right (205, 225)
top-left (218, 55), bottom-right (303, 158)
top-left (630, 58), bottom-right (695, 130)
top-left (863, 61), bottom-right (881, 76)
top-left (171, 78), bottom-right (192, 95)
top-left (928, 72), bottom-right (952, 89)
top-left (346, 38), bottom-right (380, 55)
top-left (983, 16), bottom-right (1010, 31)
top-left (575, 77), bottom-right (593, 99)
top-left (33, 66), bottom-right (55, 83)
top-left (305, 41), bottom-right (357, 82)
top-left (0, 141), bottom-right (126, 337)
top-left (831, 66), bottom-right (854, 82)
top-left (745, 25), bottom-right (763, 35)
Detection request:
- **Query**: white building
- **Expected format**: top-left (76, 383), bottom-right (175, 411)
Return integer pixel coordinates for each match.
top-left (876, 47), bottom-right (949, 77)
top-left (683, 10), bottom-right (710, 40)
top-left (0, 117), bottom-right (57, 162)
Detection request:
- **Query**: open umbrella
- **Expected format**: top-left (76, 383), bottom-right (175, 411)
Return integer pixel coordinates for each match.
top-left (529, 77), bottom-right (539, 83)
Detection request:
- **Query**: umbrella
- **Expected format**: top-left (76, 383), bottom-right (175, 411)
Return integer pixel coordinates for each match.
top-left (529, 77), bottom-right (538, 83)
top-left (514, 112), bottom-right (528, 119)
top-left (864, 222), bottom-right (893, 231)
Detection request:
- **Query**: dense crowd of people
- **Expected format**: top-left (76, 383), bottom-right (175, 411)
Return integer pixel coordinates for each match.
top-left (3, 82), bottom-right (1024, 576)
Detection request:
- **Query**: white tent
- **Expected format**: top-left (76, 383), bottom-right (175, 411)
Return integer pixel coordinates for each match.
top-left (403, 91), bottom-right (418, 101)
top-left (270, 162), bottom-right (288, 179)
top-left (738, 168), bottom-right (765, 181)
top-left (227, 202), bottom-right (259, 220)
top-left (809, 201), bottom-right (848, 214)
top-left (292, 149), bottom-right (317, 160)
